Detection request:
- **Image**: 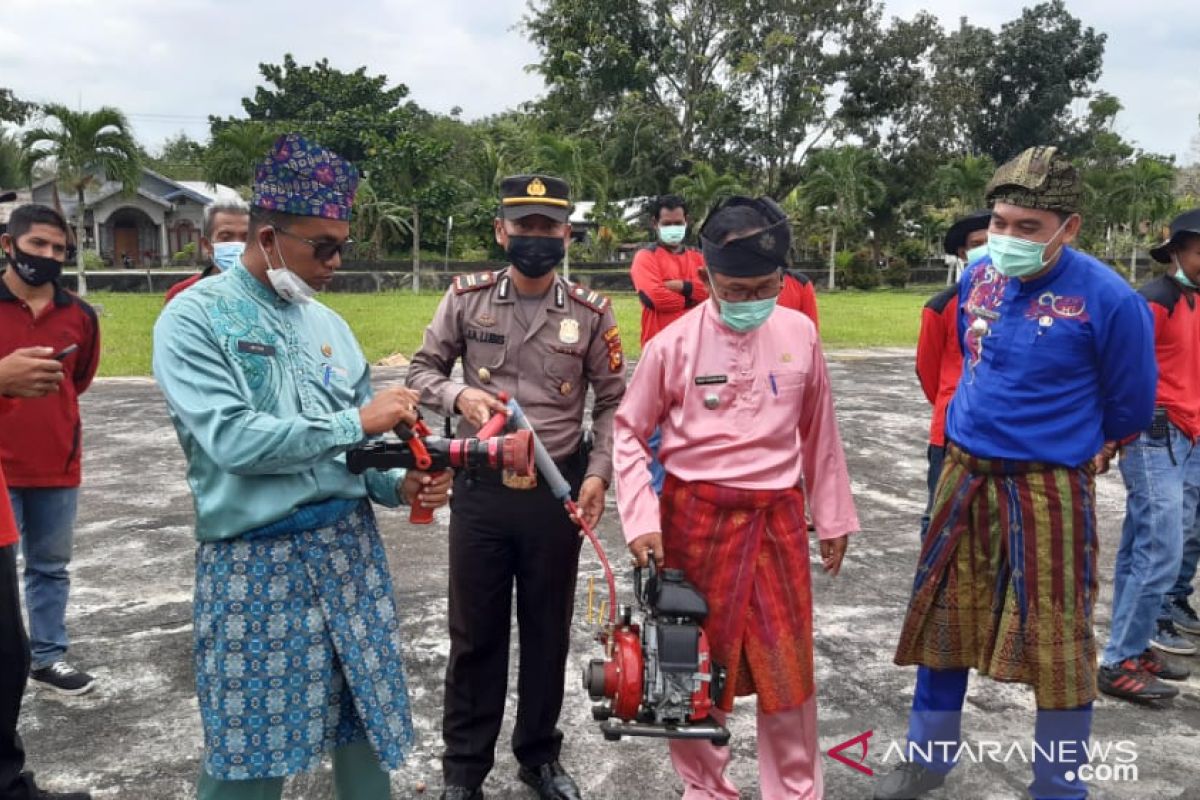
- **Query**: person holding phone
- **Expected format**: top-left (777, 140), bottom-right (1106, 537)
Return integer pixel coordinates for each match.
top-left (0, 204), bottom-right (101, 697)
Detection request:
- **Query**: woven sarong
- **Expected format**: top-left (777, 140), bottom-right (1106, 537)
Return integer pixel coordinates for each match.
top-left (660, 474), bottom-right (814, 714)
top-left (894, 445), bottom-right (1099, 709)
top-left (194, 500), bottom-right (414, 780)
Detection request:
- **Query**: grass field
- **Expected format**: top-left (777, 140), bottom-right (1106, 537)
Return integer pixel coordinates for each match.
top-left (87, 288), bottom-right (936, 376)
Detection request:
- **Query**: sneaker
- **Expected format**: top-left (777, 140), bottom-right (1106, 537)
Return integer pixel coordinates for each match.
top-left (1165, 596), bottom-right (1200, 635)
top-left (1098, 660), bottom-right (1178, 702)
top-left (873, 761), bottom-right (946, 799)
top-left (29, 662), bottom-right (95, 696)
top-left (1140, 648), bottom-right (1191, 681)
top-left (1149, 619), bottom-right (1197, 656)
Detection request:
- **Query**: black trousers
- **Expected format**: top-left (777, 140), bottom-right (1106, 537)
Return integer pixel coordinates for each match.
top-left (0, 544), bottom-right (33, 800)
top-left (441, 457), bottom-right (584, 788)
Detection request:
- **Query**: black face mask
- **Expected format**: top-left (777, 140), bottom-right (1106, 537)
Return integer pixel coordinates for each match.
top-left (507, 235), bottom-right (564, 278)
top-left (5, 244), bottom-right (63, 287)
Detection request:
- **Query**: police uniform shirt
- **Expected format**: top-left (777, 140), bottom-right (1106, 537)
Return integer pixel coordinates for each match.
top-left (406, 268), bottom-right (627, 485)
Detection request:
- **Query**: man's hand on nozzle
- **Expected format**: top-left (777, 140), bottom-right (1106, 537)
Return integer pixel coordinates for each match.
top-left (0, 347), bottom-right (64, 398)
top-left (401, 469), bottom-right (453, 507)
top-left (455, 387), bottom-right (508, 428)
top-left (628, 532), bottom-right (664, 568)
top-left (360, 386), bottom-right (421, 436)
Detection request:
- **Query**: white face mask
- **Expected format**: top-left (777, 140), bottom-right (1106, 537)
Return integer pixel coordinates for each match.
top-left (259, 231), bottom-right (313, 305)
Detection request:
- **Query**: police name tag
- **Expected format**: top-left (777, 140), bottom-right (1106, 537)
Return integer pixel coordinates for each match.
top-left (694, 374), bottom-right (728, 386)
top-left (237, 340), bottom-right (277, 356)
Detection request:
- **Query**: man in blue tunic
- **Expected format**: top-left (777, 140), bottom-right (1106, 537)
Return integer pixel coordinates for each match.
top-left (876, 146), bottom-right (1156, 800)
top-left (154, 133), bottom-right (451, 800)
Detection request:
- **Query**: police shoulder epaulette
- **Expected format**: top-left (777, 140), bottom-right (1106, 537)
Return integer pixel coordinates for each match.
top-left (453, 271), bottom-right (498, 295)
top-left (567, 283), bottom-right (611, 314)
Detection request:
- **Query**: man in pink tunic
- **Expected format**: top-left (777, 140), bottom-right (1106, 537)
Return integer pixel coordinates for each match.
top-left (613, 196), bottom-right (860, 799)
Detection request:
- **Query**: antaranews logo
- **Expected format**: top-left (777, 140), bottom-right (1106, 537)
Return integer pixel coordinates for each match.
top-left (826, 731), bottom-right (1139, 785)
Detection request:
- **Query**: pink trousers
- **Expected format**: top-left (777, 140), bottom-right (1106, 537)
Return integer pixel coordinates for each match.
top-left (668, 696), bottom-right (823, 799)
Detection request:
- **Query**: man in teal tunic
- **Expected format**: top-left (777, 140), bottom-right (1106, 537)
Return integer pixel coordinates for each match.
top-left (153, 133), bottom-right (451, 800)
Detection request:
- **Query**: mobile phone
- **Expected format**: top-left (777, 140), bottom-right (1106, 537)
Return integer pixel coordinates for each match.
top-left (53, 344), bottom-right (79, 361)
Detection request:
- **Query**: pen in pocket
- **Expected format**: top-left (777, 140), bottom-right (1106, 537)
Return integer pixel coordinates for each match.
top-left (769, 372), bottom-right (778, 396)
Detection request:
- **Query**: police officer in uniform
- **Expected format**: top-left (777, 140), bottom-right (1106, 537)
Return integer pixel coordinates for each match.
top-left (406, 175), bottom-right (626, 800)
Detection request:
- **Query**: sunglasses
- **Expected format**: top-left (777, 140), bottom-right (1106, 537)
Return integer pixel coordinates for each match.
top-left (274, 228), bottom-right (355, 262)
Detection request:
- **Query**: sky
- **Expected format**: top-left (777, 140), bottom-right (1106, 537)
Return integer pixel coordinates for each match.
top-left (2, 0), bottom-right (1197, 163)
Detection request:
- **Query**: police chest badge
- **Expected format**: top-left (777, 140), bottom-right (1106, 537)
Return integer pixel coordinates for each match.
top-left (559, 318), bottom-right (581, 345)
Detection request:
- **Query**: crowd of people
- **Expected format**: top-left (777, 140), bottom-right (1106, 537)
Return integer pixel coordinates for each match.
top-left (0, 134), bottom-right (1196, 800)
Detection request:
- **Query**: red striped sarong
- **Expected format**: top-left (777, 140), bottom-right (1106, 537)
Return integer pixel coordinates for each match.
top-left (894, 444), bottom-right (1099, 709)
top-left (660, 474), bottom-right (814, 714)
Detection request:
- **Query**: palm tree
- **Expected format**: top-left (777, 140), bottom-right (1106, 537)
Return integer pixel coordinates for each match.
top-left (349, 180), bottom-right (413, 261)
top-left (792, 146), bottom-right (886, 289)
top-left (935, 155), bottom-right (995, 216)
top-left (1110, 156), bottom-right (1175, 282)
top-left (22, 104), bottom-right (141, 295)
top-left (528, 133), bottom-right (608, 201)
top-left (669, 162), bottom-right (744, 220)
top-left (0, 130), bottom-right (25, 189)
top-left (203, 121), bottom-right (278, 189)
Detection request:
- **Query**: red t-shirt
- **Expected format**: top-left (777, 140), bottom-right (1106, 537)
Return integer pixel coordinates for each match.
top-left (1141, 276), bottom-right (1200, 440)
top-left (164, 266), bottom-right (218, 304)
top-left (915, 285), bottom-right (962, 447)
top-left (0, 398), bottom-right (19, 547)
top-left (0, 279), bottom-right (100, 487)
top-left (778, 271), bottom-right (820, 329)
top-left (630, 244), bottom-right (709, 345)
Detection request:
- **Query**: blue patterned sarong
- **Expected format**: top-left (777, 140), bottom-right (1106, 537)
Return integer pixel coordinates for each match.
top-left (194, 499), bottom-right (414, 780)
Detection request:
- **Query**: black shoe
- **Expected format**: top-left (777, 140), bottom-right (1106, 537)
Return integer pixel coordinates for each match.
top-left (873, 761), bottom-right (946, 799)
top-left (29, 661), bottom-right (95, 696)
top-left (439, 787), bottom-right (483, 800)
top-left (518, 760), bottom-right (581, 800)
top-left (1139, 648), bottom-right (1190, 681)
top-left (1098, 659), bottom-right (1178, 702)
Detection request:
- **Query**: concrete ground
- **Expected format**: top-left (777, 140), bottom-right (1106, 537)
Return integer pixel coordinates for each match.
top-left (16, 352), bottom-right (1200, 800)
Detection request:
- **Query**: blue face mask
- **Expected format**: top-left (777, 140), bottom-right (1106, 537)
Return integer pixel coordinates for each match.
top-left (965, 244), bottom-right (988, 264)
top-left (987, 217), bottom-right (1070, 278)
top-left (212, 241), bottom-right (245, 272)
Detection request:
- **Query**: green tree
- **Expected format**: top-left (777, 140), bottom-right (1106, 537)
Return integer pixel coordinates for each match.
top-left (148, 132), bottom-right (207, 181)
top-left (349, 179), bottom-right (412, 261)
top-left (0, 88), bottom-right (33, 125)
top-left (203, 121), bottom-right (278, 188)
top-left (1109, 155), bottom-right (1176, 282)
top-left (791, 146), bottom-right (886, 289)
top-left (668, 162), bottom-right (744, 219)
top-left (21, 104), bottom-right (141, 295)
top-left (0, 130), bottom-right (25, 189)
top-left (935, 155), bottom-right (995, 216)
top-left (217, 53), bottom-right (417, 164)
top-left (970, 1), bottom-right (1106, 161)
top-left (526, 0), bottom-right (922, 195)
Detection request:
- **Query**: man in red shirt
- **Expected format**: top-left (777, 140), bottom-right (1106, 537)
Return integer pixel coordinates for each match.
top-left (0, 205), bottom-right (100, 696)
top-left (0, 346), bottom-right (92, 799)
top-left (630, 196), bottom-right (709, 493)
top-left (779, 270), bottom-right (820, 328)
top-left (1096, 208), bottom-right (1200, 702)
top-left (630, 195), bottom-right (709, 346)
top-left (163, 199), bottom-right (250, 304)
top-left (914, 210), bottom-right (989, 539)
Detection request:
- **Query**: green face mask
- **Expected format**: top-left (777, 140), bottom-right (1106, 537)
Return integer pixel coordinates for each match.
top-left (965, 244), bottom-right (988, 264)
top-left (1175, 259), bottom-right (1197, 289)
top-left (987, 218), bottom-right (1070, 278)
top-left (658, 224), bottom-right (687, 245)
top-left (715, 295), bottom-right (777, 332)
